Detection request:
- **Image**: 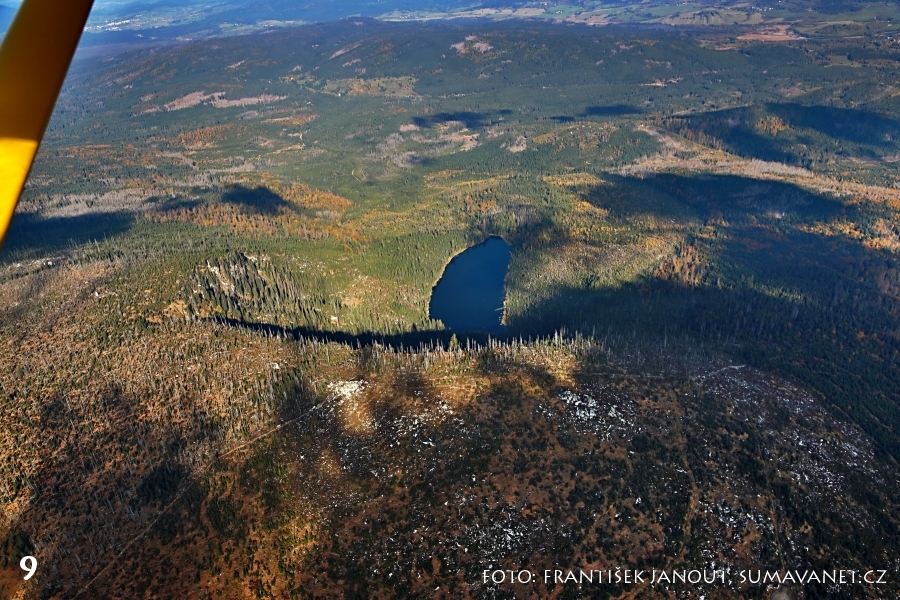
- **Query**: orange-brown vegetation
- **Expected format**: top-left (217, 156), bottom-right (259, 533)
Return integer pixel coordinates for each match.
top-left (654, 243), bottom-right (708, 286)
top-left (532, 122), bottom-right (616, 153)
top-left (149, 181), bottom-right (360, 242)
top-left (2, 250), bottom-right (898, 598)
top-left (269, 181), bottom-right (352, 212)
top-left (177, 125), bottom-right (240, 150)
top-left (543, 173), bottom-right (603, 187)
top-left (754, 115), bottom-right (789, 136)
top-left (0, 257), bottom-right (299, 599)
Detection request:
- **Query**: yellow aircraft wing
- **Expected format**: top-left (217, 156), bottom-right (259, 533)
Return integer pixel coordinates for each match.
top-left (0, 0), bottom-right (95, 247)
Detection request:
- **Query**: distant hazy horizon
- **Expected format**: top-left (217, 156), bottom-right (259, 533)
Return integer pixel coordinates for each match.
top-left (0, 0), bottom-right (536, 45)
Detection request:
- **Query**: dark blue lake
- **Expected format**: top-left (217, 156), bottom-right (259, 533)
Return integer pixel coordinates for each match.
top-left (429, 236), bottom-right (510, 333)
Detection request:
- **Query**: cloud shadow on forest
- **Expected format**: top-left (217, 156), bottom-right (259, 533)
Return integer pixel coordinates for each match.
top-left (666, 103), bottom-right (900, 165)
top-left (211, 316), bottom-right (513, 353)
top-left (547, 105), bottom-right (641, 123)
top-left (582, 104), bottom-right (643, 118)
top-left (1, 211), bottom-right (136, 259)
top-left (221, 184), bottom-right (294, 216)
top-left (153, 197), bottom-right (202, 212)
top-left (514, 171), bottom-right (900, 463)
top-left (580, 172), bottom-right (850, 226)
top-left (413, 111), bottom-right (495, 129)
top-left (767, 103), bottom-right (900, 148)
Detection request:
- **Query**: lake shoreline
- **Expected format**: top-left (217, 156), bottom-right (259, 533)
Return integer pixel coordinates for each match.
top-left (428, 235), bottom-right (511, 333)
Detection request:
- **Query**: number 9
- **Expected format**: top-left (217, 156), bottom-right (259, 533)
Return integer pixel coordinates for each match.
top-left (20, 556), bottom-right (37, 580)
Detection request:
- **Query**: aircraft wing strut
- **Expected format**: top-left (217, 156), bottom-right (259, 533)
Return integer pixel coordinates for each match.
top-left (0, 0), bottom-right (95, 247)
